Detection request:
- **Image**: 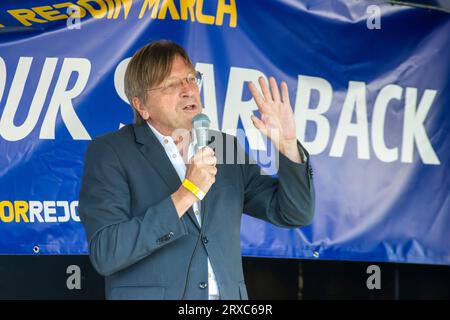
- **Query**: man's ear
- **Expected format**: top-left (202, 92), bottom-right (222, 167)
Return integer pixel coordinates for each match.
top-left (132, 97), bottom-right (149, 120)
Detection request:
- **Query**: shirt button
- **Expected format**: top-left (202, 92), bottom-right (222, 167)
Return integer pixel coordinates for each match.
top-left (194, 210), bottom-right (200, 216)
top-left (199, 282), bottom-right (208, 289)
top-left (172, 154), bottom-right (177, 159)
top-left (163, 139), bottom-right (168, 144)
top-left (208, 273), bottom-right (211, 279)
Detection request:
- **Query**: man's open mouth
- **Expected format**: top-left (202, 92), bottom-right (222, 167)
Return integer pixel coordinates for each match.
top-left (182, 104), bottom-right (197, 111)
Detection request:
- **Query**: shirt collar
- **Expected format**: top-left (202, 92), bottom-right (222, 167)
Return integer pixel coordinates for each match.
top-left (147, 122), bottom-right (197, 148)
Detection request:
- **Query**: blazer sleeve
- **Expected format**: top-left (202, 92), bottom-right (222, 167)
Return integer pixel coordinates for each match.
top-left (241, 141), bottom-right (315, 227)
top-left (78, 139), bottom-right (188, 277)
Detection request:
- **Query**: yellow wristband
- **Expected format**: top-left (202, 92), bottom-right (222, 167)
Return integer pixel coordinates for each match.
top-left (182, 178), bottom-right (206, 200)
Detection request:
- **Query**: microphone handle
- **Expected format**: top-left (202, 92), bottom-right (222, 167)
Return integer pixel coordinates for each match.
top-left (195, 128), bottom-right (209, 149)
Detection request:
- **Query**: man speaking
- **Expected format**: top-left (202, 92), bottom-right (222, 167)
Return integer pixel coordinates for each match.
top-left (78, 40), bottom-right (315, 300)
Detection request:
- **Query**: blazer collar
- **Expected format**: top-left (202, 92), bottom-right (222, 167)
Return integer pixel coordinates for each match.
top-left (133, 122), bottom-right (202, 230)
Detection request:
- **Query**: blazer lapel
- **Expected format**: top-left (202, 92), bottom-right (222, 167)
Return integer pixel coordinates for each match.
top-left (133, 123), bottom-right (201, 230)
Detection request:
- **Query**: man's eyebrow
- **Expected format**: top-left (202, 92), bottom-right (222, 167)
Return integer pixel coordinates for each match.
top-left (166, 70), bottom-right (196, 79)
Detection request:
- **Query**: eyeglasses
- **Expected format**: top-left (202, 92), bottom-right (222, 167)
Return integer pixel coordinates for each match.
top-left (147, 71), bottom-right (203, 94)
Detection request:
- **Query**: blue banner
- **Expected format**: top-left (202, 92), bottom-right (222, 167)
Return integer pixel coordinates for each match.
top-left (0, 0), bottom-right (449, 265)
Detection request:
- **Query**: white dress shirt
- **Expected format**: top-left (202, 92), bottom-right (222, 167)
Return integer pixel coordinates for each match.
top-left (147, 122), bottom-right (220, 299)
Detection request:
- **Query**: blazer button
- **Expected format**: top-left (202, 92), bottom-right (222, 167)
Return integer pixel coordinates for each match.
top-left (199, 282), bottom-right (208, 289)
top-left (169, 232), bottom-right (174, 238)
top-left (202, 236), bottom-right (208, 244)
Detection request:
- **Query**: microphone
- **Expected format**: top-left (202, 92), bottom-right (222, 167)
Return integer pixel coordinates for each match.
top-left (192, 113), bottom-right (210, 149)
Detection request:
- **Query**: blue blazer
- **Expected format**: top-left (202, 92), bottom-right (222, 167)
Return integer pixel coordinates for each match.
top-left (78, 123), bottom-right (314, 300)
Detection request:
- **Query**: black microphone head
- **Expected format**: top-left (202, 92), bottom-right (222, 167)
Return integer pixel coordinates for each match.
top-left (192, 113), bottom-right (210, 148)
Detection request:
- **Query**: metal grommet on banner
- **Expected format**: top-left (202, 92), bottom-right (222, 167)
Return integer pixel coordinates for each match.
top-left (313, 251), bottom-right (320, 259)
top-left (33, 245), bottom-right (40, 254)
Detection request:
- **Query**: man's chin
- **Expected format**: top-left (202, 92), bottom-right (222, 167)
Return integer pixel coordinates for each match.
top-left (175, 122), bottom-right (193, 133)
top-left (186, 108), bottom-right (201, 116)
top-left (177, 108), bottom-right (200, 130)
top-left (184, 109), bottom-right (200, 122)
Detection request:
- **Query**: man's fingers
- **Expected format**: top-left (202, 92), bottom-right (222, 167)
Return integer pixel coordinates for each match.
top-left (269, 76), bottom-right (280, 102)
top-left (192, 153), bottom-right (216, 166)
top-left (258, 76), bottom-right (272, 102)
top-left (204, 155), bottom-right (217, 166)
top-left (199, 146), bottom-right (214, 157)
top-left (193, 146), bottom-right (214, 162)
top-left (206, 166), bottom-right (217, 176)
top-left (251, 115), bottom-right (268, 136)
top-left (280, 81), bottom-right (290, 105)
top-left (248, 82), bottom-right (268, 113)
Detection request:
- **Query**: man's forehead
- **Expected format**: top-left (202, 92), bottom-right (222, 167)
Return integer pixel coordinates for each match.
top-left (166, 68), bottom-right (195, 79)
top-left (168, 56), bottom-right (194, 75)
